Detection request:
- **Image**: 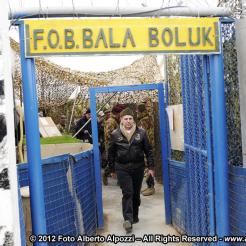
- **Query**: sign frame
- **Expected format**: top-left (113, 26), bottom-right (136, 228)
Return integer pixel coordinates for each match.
top-left (24, 17), bottom-right (221, 57)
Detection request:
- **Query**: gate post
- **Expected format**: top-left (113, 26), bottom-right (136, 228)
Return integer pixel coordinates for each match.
top-left (19, 22), bottom-right (47, 244)
top-left (89, 88), bottom-right (104, 229)
top-left (209, 53), bottom-right (230, 241)
top-left (158, 83), bottom-right (171, 224)
top-left (203, 56), bottom-right (215, 236)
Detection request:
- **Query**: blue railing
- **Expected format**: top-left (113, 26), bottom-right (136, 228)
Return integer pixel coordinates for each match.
top-left (17, 150), bottom-right (97, 246)
top-left (229, 165), bottom-right (246, 245)
top-left (169, 160), bottom-right (187, 234)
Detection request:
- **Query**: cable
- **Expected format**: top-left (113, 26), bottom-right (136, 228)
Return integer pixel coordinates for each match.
top-left (161, 0), bottom-right (165, 9)
top-left (38, 0), bottom-right (42, 19)
top-left (217, 0), bottom-right (224, 7)
top-left (72, 0), bottom-right (79, 18)
top-left (7, 0), bottom-right (13, 28)
top-left (114, 0), bottom-right (120, 17)
top-left (9, 4), bottom-right (190, 20)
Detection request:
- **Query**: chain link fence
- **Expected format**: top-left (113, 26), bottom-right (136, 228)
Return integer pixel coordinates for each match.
top-left (167, 21), bottom-right (243, 167)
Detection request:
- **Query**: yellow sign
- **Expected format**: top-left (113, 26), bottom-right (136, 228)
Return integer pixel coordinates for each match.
top-left (24, 18), bottom-right (220, 57)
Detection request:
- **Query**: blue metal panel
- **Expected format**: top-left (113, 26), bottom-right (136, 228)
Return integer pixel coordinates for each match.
top-left (203, 56), bottom-right (215, 235)
top-left (158, 83), bottom-right (172, 224)
top-left (89, 88), bottom-right (104, 229)
top-left (209, 52), bottom-right (230, 241)
top-left (229, 166), bottom-right (246, 245)
top-left (72, 151), bottom-right (97, 235)
top-left (169, 160), bottom-right (186, 233)
top-left (19, 22), bottom-right (47, 244)
top-left (180, 55), bottom-right (211, 240)
top-left (42, 157), bottom-right (77, 244)
top-left (195, 55), bottom-right (210, 236)
top-left (188, 55), bottom-right (201, 236)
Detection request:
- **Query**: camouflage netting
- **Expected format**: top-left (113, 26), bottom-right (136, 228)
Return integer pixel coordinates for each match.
top-left (217, 0), bottom-right (243, 166)
top-left (11, 38), bottom-right (164, 178)
top-left (167, 55), bottom-right (182, 105)
top-left (11, 38), bottom-right (162, 118)
top-left (218, 0), bottom-right (242, 18)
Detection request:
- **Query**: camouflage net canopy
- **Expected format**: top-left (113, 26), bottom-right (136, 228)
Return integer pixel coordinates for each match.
top-left (11, 39), bottom-right (163, 121)
top-left (222, 22), bottom-right (242, 166)
top-left (167, 55), bottom-right (182, 105)
top-left (218, 0), bottom-right (242, 18)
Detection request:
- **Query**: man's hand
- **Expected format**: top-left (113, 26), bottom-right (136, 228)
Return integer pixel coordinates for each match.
top-left (148, 169), bottom-right (155, 177)
top-left (111, 172), bottom-right (117, 179)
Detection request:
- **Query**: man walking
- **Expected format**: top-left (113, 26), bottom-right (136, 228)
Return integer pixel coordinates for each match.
top-left (108, 107), bottom-right (154, 233)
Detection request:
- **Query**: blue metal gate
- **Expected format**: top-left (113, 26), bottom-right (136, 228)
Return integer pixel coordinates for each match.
top-left (180, 51), bottom-right (230, 244)
top-left (181, 55), bottom-right (212, 237)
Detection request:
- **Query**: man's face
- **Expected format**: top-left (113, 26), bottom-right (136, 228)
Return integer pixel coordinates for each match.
top-left (121, 115), bottom-right (134, 130)
top-left (85, 113), bottom-right (91, 119)
top-left (60, 116), bottom-right (66, 126)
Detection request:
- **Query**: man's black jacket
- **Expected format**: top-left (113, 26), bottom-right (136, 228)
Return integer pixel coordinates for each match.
top-left (108, 126), bottom-right (154, 172)
top-left (74, 116), bottom-right (92, 143)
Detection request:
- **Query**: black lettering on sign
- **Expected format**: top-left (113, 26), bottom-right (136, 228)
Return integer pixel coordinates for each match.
top-left (161, 28), bottom-right (173, 46)
top-left (47, 29), bottom-right (60, 48)
top-left (95, 28), bottom-right (108, 48)
top-left (122, 28), bottom-right (136, 48)
top-left (202, 27), bottom-right (213, 46)
top-left (175, 27), bottom-right (186, 47)
top-left (33, 29), bottom-right (44, 50)
top-left (188, 27), bottom-right (201, 46)
top-left (64, 29), bottom-right (75, 49)
top-left (109, 28), bottom-right (120, 48)
top-left (148, 28), bottom-right (159, 47)
top-left (83, 28), bottom-right (93, 48)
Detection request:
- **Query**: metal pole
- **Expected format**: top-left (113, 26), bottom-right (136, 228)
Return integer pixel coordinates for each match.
top-left (89, 88), bottom-right (104, 229)
top-left (9, 6), bottom-right (231, 19)
top-left (19, 22), bottom-right (47, 245)
top-left (209, 51), bottom-right (230, 242)
top-left (203, 56), bottom-right (215, 236)
top-left (68, 95), bottom-right (78, 132)
top-left (158, 82), bottom-right (171, 224)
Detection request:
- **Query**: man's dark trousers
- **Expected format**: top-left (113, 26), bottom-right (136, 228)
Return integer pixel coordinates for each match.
top-left (116, 167), bottom-right (144, 223)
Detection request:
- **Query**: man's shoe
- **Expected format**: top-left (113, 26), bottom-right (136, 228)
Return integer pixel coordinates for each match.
top-left (142, 187), bottom-right (155, 196)
top-left (132, 217), bottom-right (139, 224)
top-left (141, 187), bottom-right (148, 193)
top-left (123, 220), bottom-right (132, 233)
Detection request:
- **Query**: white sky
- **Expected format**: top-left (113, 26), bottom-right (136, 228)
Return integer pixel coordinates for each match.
top-left (9, 0), bottom-right (219, 72)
